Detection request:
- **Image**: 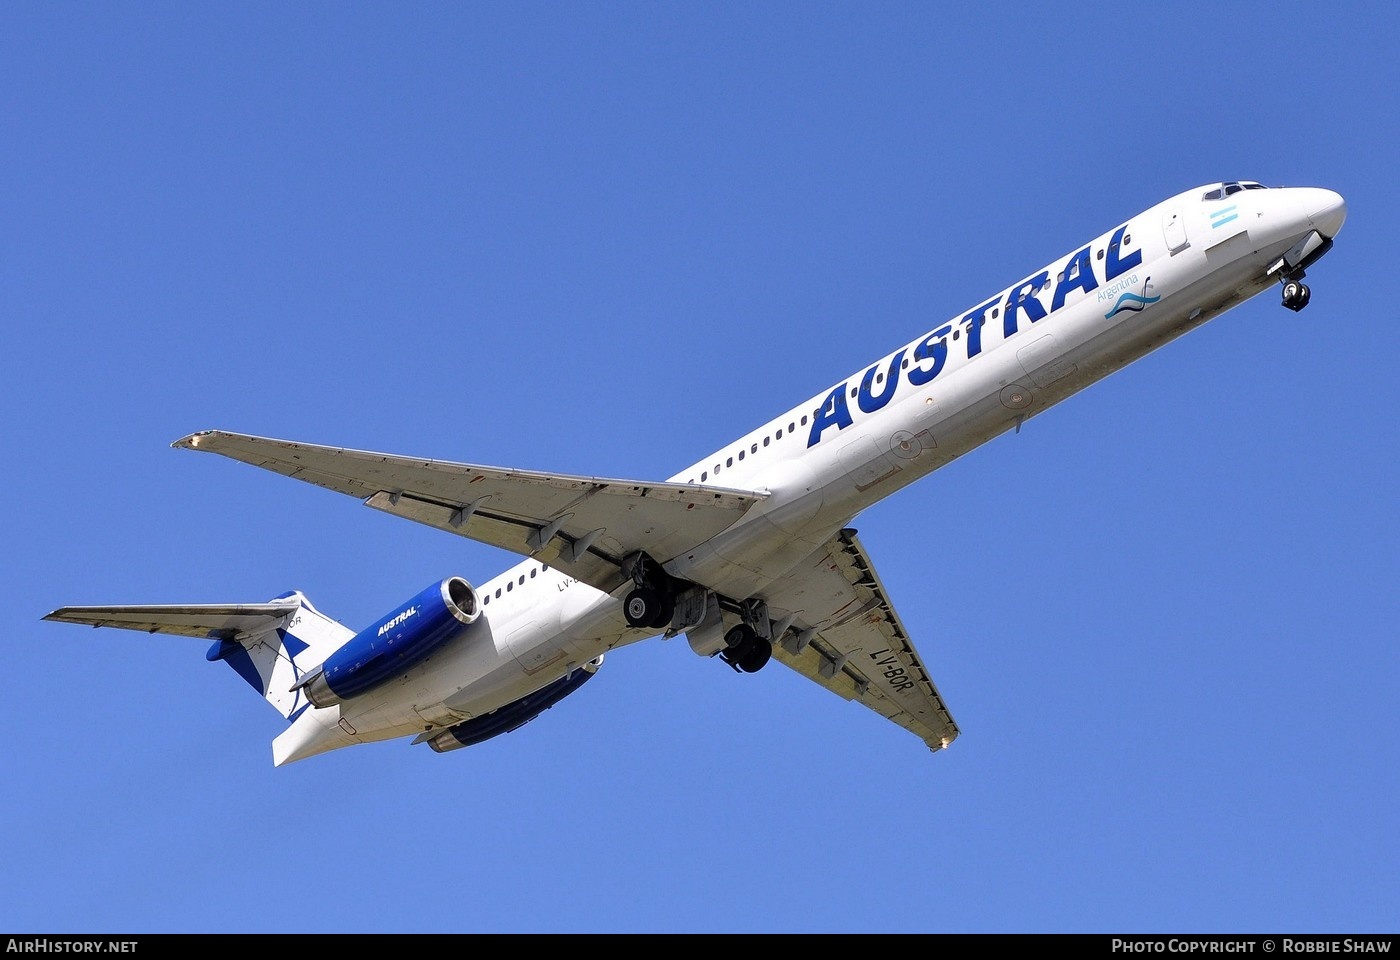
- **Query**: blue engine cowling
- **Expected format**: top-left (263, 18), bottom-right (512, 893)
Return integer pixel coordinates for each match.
top-left (295, 577), bottom-right (481, 708)
top-left (424, 655), bottom-right (603, 752)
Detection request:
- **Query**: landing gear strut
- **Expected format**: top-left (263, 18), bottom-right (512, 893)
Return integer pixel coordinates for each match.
top-left (1282, 279), bottom-right (1311, 312)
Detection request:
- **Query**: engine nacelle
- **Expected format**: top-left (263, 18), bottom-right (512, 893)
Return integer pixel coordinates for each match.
top-left (425, 656), bottom-right (603, 753)
top-left (294, 577), bottom-right (481, 708)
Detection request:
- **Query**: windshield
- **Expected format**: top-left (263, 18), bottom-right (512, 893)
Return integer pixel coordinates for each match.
top-left (1202, 181), bottom-right (1268, 200)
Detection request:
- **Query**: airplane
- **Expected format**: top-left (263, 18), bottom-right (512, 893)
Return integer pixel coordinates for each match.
top-left (43, 179), bottom-right (1348, 766)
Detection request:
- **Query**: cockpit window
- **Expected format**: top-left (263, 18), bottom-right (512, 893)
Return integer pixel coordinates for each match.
top-left (1203, 180), bottom-right (1268, 201)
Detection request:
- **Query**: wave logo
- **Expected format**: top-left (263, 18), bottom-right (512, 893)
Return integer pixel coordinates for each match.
top-left (1104, 276), bottom-right (1160, 319)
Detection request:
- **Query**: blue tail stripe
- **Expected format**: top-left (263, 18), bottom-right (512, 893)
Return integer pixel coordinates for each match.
top-left (216, 642), bottom-right (266, 694)
top-left (277, 627), bottom-right (310, 659)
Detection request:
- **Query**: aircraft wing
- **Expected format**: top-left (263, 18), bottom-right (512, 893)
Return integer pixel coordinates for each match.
top-left (761, 528), bottom-right (960, 753)
top-left (174, 431), bottom-right (766, 595)
top-left (42, 602), bottom-right (300, 640)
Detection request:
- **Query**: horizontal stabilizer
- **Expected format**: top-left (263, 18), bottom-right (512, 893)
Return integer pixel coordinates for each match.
top-left (44, 596), bottom-right (352, 722)
top-left (42, 602), bottom-right (301, 640)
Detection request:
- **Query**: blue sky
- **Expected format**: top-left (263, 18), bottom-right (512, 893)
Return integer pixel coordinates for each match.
top-left (8, 2), bottom-right (1398, 934)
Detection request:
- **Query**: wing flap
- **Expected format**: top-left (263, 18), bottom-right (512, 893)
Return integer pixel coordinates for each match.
top-left (175, 431), bottom-right (767, 592)
top-left (362, 490), bottom-right (624, 592)
top-left (762, 529), bottom-right (959, 752)
top-left (42, 602), bottom-right (300, 640)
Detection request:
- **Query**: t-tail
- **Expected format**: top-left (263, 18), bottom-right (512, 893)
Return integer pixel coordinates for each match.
top-left (42, 591), bottom-right (353, 721)
top-left (203, 593), bottom-right (355, 719)
top-left (43, 576), bottom-right (493, 765)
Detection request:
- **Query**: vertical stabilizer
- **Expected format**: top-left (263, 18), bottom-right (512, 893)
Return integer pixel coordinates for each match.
top-left (204, 592), bottom-right (354, 720)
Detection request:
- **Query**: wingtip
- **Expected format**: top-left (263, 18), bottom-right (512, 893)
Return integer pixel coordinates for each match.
top-left (40, 609), bottom-right (96, 626)
top-left (172, 430), bottom-right (218, 451)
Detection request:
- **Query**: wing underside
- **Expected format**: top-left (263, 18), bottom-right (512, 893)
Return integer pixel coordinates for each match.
top-left (761, 529), bottom-right (959, 752)
top-left (176, 430), bottom-right (766, 594)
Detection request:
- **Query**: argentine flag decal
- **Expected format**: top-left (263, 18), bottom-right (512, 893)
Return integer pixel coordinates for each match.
top-left (1209, 204), bottom-right (1239, 229)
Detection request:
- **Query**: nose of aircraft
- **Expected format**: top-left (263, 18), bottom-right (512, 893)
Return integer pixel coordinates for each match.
top-left (1305, 188), bottom-right (1347, 238)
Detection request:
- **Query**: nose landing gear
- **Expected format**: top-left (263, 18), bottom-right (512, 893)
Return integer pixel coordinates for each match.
top-left (1282, 279), bottom-right (1311, 312)
top-left (1270, 228), bottom-right (1333, 313)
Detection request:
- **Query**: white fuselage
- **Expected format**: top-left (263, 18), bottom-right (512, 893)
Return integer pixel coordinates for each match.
top-left (275, 182), bottom-right (1346, 763)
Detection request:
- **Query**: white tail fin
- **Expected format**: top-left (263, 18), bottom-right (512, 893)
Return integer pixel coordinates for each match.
top-left (205, 592), bottom-right (353, 719)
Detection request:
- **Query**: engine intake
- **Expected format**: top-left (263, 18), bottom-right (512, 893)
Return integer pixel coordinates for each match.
top-left (294, 577), bottom-right (481, 708)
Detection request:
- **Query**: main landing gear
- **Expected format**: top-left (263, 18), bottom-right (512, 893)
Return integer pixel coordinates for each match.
top-left (622, 582), bottom-right (776, 675)
top-left (621, 552), bottom-right (676, 630)
top-left (1282, 279), bottom-right (1311, 312)
top-left (619, 551), bottom-right (776, 674)
top-left (719, 623), bottom-right (772, 674)
top-left (623, 585), bottom-right (674, 630)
